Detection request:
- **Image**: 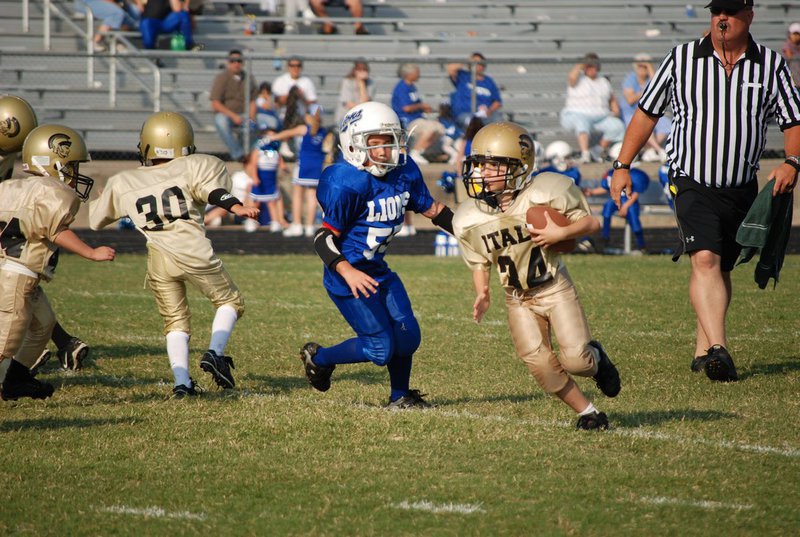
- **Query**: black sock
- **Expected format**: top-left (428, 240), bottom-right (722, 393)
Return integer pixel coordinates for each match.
top-left (51, 322), bottom-right (72, 349)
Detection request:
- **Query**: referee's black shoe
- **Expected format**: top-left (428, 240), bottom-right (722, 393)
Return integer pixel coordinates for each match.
top-left (704, 344), bottom-right (738, 382)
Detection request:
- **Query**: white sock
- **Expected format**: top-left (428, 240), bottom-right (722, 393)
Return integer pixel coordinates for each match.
top-left (209, 305), bottom-right (238, 356)
top-left (166, 331), bottom-right (191, 387)
top-left (0, 358), bottom-right (11, 384)
top-left (578, 403), bottom-right (598, 416)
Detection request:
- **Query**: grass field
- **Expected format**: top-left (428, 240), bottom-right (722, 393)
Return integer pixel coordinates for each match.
top-left (1, 253), bottom-right (798, 536)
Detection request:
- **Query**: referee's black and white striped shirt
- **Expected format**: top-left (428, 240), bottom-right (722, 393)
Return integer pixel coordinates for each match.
top-left (639, 35), bottom-right (800, 188)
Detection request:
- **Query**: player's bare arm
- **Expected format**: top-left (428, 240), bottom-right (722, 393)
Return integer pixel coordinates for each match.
top-left (53, 229), bottom-right (115, 262)
top-left (423, 201), bottom-right (454, 235)
top-left (529, 213), bottom-right (599, 249)
top-left (314, 226), bottom-right (378, 299)
top-left (471, 269), bottom-right (491, 323)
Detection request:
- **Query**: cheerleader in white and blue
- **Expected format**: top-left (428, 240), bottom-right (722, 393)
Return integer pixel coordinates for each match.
top-left (246, 135), bottom-right (288, 232)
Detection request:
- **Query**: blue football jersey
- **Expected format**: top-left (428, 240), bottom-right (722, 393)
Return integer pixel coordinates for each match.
top-left (601, 168), bottom-right (650, 201)
top-left (536, 165), bottom-right (582, 186)
top-left (317, 158), bottom-right (434, 296)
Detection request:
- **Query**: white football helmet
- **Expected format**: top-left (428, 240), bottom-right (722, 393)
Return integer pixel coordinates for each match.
top-left (339, 102), bottom-right (407, 177)
top-left (545, 140), bottom-right (572, 172)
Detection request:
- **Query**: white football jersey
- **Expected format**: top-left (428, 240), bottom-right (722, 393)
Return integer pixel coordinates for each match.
top-left (89, 153), bottom-right (231, 273)
top-left (453, 172), bottom-right (591, 293)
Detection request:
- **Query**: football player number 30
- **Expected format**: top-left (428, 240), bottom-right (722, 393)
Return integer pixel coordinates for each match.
top-left (136, 186), bottom-right (190, 231)
top-left (362, 224), bottom-right (402, 260)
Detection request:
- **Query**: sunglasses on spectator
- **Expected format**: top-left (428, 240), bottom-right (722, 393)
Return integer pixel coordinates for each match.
top-left (288, 63), bottom-right (302, 68)
top-left (709, 7), bottom-right (742, 16)
top-left (228, 58), bottom-right (243, 63)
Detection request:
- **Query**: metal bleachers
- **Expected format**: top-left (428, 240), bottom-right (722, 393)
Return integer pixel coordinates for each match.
top-left (0, 0), bottom-right (795, 154)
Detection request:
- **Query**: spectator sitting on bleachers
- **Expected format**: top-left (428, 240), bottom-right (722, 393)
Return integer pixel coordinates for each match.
top-left (783, 22), bottom-right (800, 88)
top-left (391, 63), bottom-right (444, 164)
top-left (272, 56), bottom-right (318, 118)
top-left (140, 0), bottom-right (202, 51)
top-left (560, 53), bottom-right (625, 164)
top-left (281, 0), bottom-right (313, 33)
top-left (620, 53), bottom-right (669, 162)
top-left (335, 59), bottom-right (374, 125)
top-left (447, 52), bottom-right (503, 127)
top-left (210, 49), bottom-right (258, 161)
top-left (309, 0), bottom-right (369, 35)
top-left (583, 143), bottom-right (650, 253)
top-left (78, 0), bottom-right (142, 53)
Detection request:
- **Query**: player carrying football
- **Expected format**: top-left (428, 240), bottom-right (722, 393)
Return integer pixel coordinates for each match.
top-left (89, 112), bottom-right (259, 397)
top-left (299, 101), bottom-right (455, 408)
top-left (452, 122), bottom-right (621, 430)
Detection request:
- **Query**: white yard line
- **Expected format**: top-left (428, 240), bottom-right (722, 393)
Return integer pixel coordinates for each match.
top-left (99, 505), bottom-right (207, 521)
top-left (635, 496), bottom-right (753, 511)
top-left (391, 500), bottom-right (485, 515)
top-left (428, 409), bottom-right (800, 458)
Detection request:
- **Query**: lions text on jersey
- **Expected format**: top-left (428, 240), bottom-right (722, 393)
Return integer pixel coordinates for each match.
top-left (316, 158), bottom-right (433, 296)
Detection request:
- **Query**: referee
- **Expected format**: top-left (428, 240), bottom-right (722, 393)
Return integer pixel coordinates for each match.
top-left (610, 0), bottom-right (800, 382)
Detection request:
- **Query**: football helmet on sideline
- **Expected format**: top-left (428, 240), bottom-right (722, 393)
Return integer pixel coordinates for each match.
top-left (138, 111), bottom-right (196, 165)
top-left (339, 101), bottom-right (407, 177)
top-left (544, 140), bottom-right (573, 172)
top-left (0, 95), bottom-right (38, 156)
top-left (462, 121), bottom-right (535, 205)
top-left (22, 124), bottom-right (94, 201)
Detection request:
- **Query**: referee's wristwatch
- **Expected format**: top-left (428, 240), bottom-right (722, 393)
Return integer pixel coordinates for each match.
top-left (785, 156), bottom-right (800, 173)
top-left (612, 160), bottom-right (631, 170)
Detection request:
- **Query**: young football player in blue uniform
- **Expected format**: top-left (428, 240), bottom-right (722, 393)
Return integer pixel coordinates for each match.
top-left (584, 144), bottom-right (650, 251)
top-left (535, 140), bottom-right (582, 186)
top-left (299, 102), bottom-right (455, 408)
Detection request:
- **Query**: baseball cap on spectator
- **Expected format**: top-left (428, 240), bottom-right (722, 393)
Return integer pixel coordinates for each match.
top-left (704, 0), bottom-right (753, 9)
top-left (790, 22), bottom-right (800, 34)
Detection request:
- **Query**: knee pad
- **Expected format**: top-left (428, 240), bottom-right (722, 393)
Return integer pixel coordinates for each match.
top-left (392, 316), bottom-right (421, 358)
top-left (361, 333), bottom-right (394, 366)
top-left (519, 345), bottom-right (569, 394)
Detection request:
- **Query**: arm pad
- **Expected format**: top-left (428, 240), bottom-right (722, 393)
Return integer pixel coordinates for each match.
top-left (314, 227), bottom-right (346, 271)
top-left (431, 206), bottom-right (454, 235)
top-left (208, 188), bottom-right (242, 211)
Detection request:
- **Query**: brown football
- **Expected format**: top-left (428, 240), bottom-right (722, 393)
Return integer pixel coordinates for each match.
top-left (526, 206), bottom-right (577, 253)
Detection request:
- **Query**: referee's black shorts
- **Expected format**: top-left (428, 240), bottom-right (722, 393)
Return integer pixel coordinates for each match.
top-left (669, 172), bottom-right (758, 271)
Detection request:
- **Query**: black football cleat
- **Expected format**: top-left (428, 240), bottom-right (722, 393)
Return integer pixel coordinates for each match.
top-left (589, 340), bottom-right (621, 397)
top-left (690, 353), bottom-right (711, 373)
top-left (704, 345), bottom-right (738, 382)
top-left (299, 343), bottom-right (335, 392)
top-left (2, 360), bottom-right (55, 401)
top-left (199, 350), bottom-right (236, 389)
top-left (172, 379), bottom-right (199, 399)
top-left (29, 349), bottom-right (53, 377)
top-left (57, 337), bottom-right (90, 370)
top-left (385, 389), bottom-right (433, 410)
top-left (576, 411), bottom-right (609, 430)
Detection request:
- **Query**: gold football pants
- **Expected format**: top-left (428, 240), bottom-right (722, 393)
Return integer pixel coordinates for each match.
top-left (0, 269), bottom-right (56, 367)
top-left (146, 247), bottom-right (244, 335)
top-left (505, 268), bottom-right (599, 393)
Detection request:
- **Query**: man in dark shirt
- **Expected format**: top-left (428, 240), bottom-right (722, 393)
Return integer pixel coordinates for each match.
top-left (210, 50), bottom-right (258, 161)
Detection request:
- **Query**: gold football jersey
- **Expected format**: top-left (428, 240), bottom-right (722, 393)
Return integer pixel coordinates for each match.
top-left (0, 176), bottom-right (80, 280)
top-left (89, 154), bottom-right (231, 273)
top-left (453, 172), bottom-right (591, 293)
